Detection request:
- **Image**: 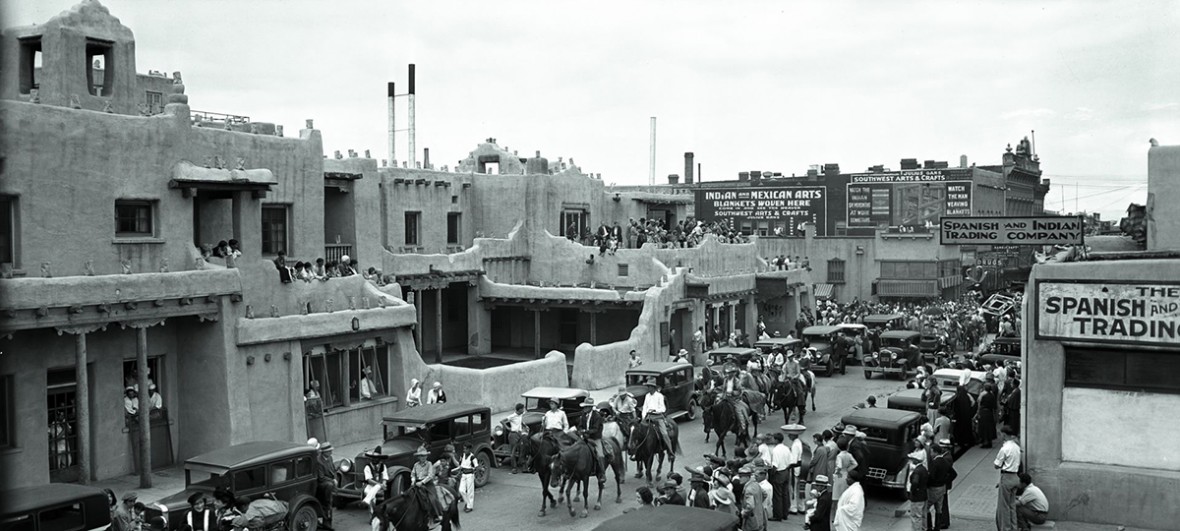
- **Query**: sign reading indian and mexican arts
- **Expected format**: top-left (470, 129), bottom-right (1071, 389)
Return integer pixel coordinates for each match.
top-left (940, 216), bottom-right (1084, 246)
top-left (1037, 281), bottom-right (1180, 347)
top-left (694, 186), bottom-right (827, 237)
top-left (846, 169), bottom-right (973, 228)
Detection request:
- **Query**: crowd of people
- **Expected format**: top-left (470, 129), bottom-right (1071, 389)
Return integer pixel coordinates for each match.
top-left (570, 216), bottom-right (753, 255)
top-left (270, 252), bottom-right (388, 287)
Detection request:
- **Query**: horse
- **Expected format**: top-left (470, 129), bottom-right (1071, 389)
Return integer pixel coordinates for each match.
top-left (371, 484), bottom-right (461, 531)
top-left (695, 374), bottom-right (721, 442)
top-left (549, 440), bottom-right (614, 518)
top-left (628, 419), bottom-right (679, 483)
top-left (769, 376), bottom-right (807, 425)
top-left (520, 432), bottom-right (568, 517)
top-left (701, 390), bottom-right (750, 458)
top-left (602, 418), bottom-right (629, 478)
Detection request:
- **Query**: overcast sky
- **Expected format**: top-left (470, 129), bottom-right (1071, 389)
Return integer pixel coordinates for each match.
top-left (6, 1), bottom-right (1177, 221)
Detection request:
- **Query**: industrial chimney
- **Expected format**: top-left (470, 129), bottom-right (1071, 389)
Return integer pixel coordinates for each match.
top-left (408, 64), bottom-right (416, 169)
top-left (960, 155), bottom-right (968, 168)
top-left (684, 152), bottom-right (694, 184)
top-left (649, 117), bottom-right (657, 186)
top-left (387, 82), bottom-right (395, 167)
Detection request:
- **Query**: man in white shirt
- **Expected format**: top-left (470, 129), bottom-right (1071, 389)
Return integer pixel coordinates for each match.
top-left (641, 382), bottom-right (674, 455)
top-left (501, 403), bottom-right (527, 473)
top-left (359, 366), bottom-right (378, 400)
top-left (148, 384), bottom-right (163, 410)
top-left (611, 386), bottom-right (638, 428)
top-left (768, 432), bottom-right (792, 521)
top-left (994, 425), bottom-right (1022, 531)
top-left (124, 387), bottom-right (138, 416)
top-left (362, 446), bottom-right (390, 511)
top-left (756, 433), bottom-right (773, 465)
top-left (457, 443), bottom-right (477, 513)
top-left (785, 425), bottom-right (807, 513)
top-left (1015, 472), bottom-right (1049, 528)
top-left (628, 350), bottom-right (643, 369)
top-left (542, 397), bottom-right (569, 434)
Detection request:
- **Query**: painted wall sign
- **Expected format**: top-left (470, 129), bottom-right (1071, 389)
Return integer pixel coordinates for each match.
top-left (694, 186), bottom-right (827, 237)
top-left (940, 216), bottom-right (1084, 245)
top-left (1036, 281), bottom-right (1180, 346)
top-left (847, 169), bottom-right (973, 227)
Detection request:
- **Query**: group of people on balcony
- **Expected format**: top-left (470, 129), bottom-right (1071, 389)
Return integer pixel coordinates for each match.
top-left (569, 216), bottom-right (752, 253)
top-left (767, 255), bottom-right (809, 271)
top-left (198, 239), bottom-right (242, 265)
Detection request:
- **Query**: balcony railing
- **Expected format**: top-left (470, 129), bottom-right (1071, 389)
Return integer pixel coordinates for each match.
top-left (325, 244), bottom-right (352, 263)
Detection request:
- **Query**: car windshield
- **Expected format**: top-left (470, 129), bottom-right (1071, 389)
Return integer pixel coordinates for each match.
top-left (186, 468), bottom-right (229, 490)
top-left (882, 338), bottom-right (909, 348)
top-left (626, 374), bottom-right (657, 386)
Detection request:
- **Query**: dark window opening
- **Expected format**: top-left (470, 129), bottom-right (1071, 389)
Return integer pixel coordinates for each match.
top-left (0, 375), bottom-right (12, 449)
top-left (261, 205), bottom-right (289, 255)
top-left (617, 264), bottom-right (629, 277)
top-left (115, 200), bottom-right (154, 236)
top-left (827, 259), bottom-right (845, 284)
top-left (560, 210), bottom-right (588, 239)
top-left (145, 91), bottom-right (163, 115)
top-left (451, 195), bottom-right (458, 204)
top-left (447, 213), bottom-right (461, 245)
top-left (86, 39), bottom-right (114, 97)
top-left (47, 368), bottom-right (78, 473)
top-left (1065, 346), bottom-right (1180, 395)
top-left (234, 466), bottom-right (267, 491)
top-left (404, 211), bottom-right (421, 246)
top-left (19, 37), bottom-right (42, 95)
top-left (0, 196), bottom-right (15, 266)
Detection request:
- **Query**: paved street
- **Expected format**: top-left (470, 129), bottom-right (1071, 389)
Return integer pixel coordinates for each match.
top-left (330, 368), bottom-right (914, 531)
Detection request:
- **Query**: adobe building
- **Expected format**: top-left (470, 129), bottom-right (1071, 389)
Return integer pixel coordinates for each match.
top-left (0, 1), bottom-right (811, 489)
top-left (1022, 141), bottom-right (1179, 529)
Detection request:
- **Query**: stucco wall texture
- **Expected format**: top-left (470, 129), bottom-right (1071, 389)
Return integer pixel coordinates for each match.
top-left (1023, 259), bottom-right (1180, 529)
top-left (1147, 144), bottom-right (1180, 251)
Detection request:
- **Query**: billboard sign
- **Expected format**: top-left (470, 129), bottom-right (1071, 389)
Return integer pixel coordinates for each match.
top-left (1036, 281), bottom-right (1180, 347)
top-left (846, 169), bottom-right (972, 228)
top-left (940, 216), bottom-right (1084, 245)
top-left (694, 186), bottom-right (827, 237)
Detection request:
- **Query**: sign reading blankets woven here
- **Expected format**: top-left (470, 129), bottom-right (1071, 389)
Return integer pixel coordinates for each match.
top-left (1036, 281), bottom-right (1180, 347)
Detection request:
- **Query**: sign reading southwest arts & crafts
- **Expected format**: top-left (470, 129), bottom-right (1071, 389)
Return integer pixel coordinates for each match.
top-left (939, 216), bottom-right (1084, 246)
top-left (1037, 281), bottom-right (1180, 347)
top-left (694, 186), bottom-right (827, 237)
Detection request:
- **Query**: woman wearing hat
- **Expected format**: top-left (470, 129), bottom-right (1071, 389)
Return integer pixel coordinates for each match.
top-left (832, 436), bottom-right (858, 502)
top-left (405, 378), bottom-right (423, 407)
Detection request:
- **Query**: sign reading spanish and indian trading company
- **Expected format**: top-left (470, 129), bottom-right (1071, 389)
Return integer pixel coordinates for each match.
top-left (694, 186), bottom-right (827, 237)
top-left (939, 216), bottom-right (1084, 246)
top-left (1037, 281), bottom-right (1180, 346)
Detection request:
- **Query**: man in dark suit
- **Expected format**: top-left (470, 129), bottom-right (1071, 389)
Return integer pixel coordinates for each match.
top-left (906, 449), bottom-right (929, 531)
top-left (807, 474), bottom-right (832, 531)
top-left (576, 397), bottom-right (606, 476)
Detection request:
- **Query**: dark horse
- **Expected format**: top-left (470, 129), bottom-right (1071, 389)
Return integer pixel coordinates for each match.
top-left (371, 484), bottom-right (461, 531)
top-left (628, 419), bottom-right (680, 483)
top-left (702, 390), bottom-right (750, 458)
top-left (769, 376), bottom-right (810, 425)
top-left (519, 432), bottom-right (568, 517)
top-left (549, 438), bottom-right (625, 518)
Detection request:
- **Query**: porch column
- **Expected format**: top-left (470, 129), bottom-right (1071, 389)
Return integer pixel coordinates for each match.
top-left (136, 327), bottom-right (152, 488)
top-left (727, 301), bottom-right (737, 338)
top-left (74, 333), bottom-right (91, 484)
top-left (435, 287), bottom-right (444, 364)
top-left (589, 312), bottom-right (598, 345)
top-left (413, 289), bottom-right (423, 355)
top-left (534, 309), bottom-right (542, 359)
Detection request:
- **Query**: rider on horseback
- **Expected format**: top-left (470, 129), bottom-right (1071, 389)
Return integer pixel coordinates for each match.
top-left (719, 364), bottom-right (751, 435)
top-left (541, 397), bottom-right (570, 445)
top-left (410, 445), bottom-right (446, 524)
top-left (640, 381), bottom-right (675, 455)
top-left (611, 386), bottom-right (637, 429)
top-left (574, 397), bottom-right (607, 476)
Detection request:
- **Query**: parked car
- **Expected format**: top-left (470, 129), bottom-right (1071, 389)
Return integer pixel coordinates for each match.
top-left (594, 505), bottom-right (738, 531)
top-left (801, 325), bottom-right (846, 376)
top-left (980, 336), bottom-right (1022, 366)
top-left (0, 484), bottom-right (112, 531)
top-left (491, 387), bottom-right (589, 467)
top-left (706, 347), bottom-right (761, 368)
top-left (862, 313), bottom-right (907, 331)
top-left (626, 362), bottom-right (700, 421)
top-left (931, 368), bottom-right (988, 397)
top-left (753, 337), bottom-right (804, 358)
top-left (143, 441), bottom-right (324, 531)
top-left (834, 408), bottom-right (923, 490)
top-left (886, 388), bottom-right (956, 417)
top-left (864, 330), bottom-right (922, 379)
top-left (335, 403), bottom-right (494, 507)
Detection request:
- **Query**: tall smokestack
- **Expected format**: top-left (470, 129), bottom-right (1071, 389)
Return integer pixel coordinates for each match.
top-left (960, 154), bottom-right (968, 168)
top-left (649, 117), bottom-right (656, 186)
top-left (423, 148), bottom-right (430, 170)
top-left (684, 152), bottom-right (694, 184)
top-left (387, 82), bottom-right (395, 167)
top-left (408, 64), bottom-right (416, 169)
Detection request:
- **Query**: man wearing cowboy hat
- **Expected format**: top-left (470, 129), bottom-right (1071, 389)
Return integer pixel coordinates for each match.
top-left (906, 449), bottom-right (929, 531)
top-left (656, 478), bottom-right (685, 506)
top-left (685, 467), bottom-right (713, 508)
top-left (362, 446), bottom-right (389, 511)
top-left (410, 444), bottom-right (445, 523)
top-left (640, 381), bottom-right (675, 455)
top-left (574, 396), bottom-right (607, 476)
top-left (610, 386), bottom-right (637, 430)
top-left (806, 475), bottom-right (833, 531)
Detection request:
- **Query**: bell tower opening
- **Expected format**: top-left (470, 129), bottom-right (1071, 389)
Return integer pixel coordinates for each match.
top-left (86, 39), bottom-right (114, 96)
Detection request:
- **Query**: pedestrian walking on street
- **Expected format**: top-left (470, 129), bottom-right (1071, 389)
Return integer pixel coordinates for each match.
top-left (905, 449), bottom-right (929, 531)
top-left (994, 425), bottom-right (1022, 531)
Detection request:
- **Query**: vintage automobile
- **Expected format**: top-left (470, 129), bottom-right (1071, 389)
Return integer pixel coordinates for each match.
top-left (1, 484), bottom-right (113, 531)
top-left (886, 388), bottom-right (956, 417)
top-left (863, 330), bottom-right (922, 379)
top-left (706, 346), bottom-right (761, 368)
top-left (626, 362), bottom-right (700, 421)
top-left (335, 403), bottom-right (494, 507)
top-left (980, 336), bottom-right (1022, 366)
top-left (835, 408), bottom-right (924, 490)
top-left (801, 325), bottom-right (846, 376)
top-left (862, 313), bottom-right (907, 331)
top-left (753, 337), bottom-right (804, 357)
top-left (594, 505), bottom-right (738, 531)
top-left (491, 386), bottom-right (590, 467)
top-left (931, 368), bottom-right (988, 397)
top-left (143, 441), bottom-right (324, 531)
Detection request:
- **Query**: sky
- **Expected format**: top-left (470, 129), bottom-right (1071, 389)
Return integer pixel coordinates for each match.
top-left (6, 0), bottom-right (1178, 222)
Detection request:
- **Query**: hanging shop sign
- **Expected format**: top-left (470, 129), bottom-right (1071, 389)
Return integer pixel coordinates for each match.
top-left (940, 216), bottom-right (1084, 246)
top-left (1036, 281), bottom-right (1180, 347)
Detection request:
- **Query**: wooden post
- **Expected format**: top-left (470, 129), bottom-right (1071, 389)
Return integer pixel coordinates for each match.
top-left (414, 289), bottom-right (423, 355)
top-left (589, 312), bottom-right (598, 345)
top-left (136, 327), bottom-right (151, 488)
top-left (74, 333), bottom-right (91, 484)
top-left (534, 309), bottom-right (542, 359)
top-left (435, 287), bottom-right (444, 364)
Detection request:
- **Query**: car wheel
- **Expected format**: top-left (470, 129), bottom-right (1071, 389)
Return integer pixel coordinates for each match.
top-left (864, 370), bottom-right (872, 380)
top-left (475, 450), bottom-right (492, 488)
top-left (686, 401), bottom-right (698, 421)
top-left (289, 504), bottom-right (318, 531)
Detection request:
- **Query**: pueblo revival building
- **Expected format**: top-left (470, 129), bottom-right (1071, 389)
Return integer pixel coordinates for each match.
top-left (0, 1), bottom-right (811, 489)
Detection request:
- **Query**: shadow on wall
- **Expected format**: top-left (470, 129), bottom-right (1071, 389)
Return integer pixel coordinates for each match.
top-left (397, 351), bottom-right (570, 414)
top-left (570, 258), bottom-right (685, 390)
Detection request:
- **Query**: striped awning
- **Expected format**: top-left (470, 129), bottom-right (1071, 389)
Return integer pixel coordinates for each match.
top-left (813, 283), bottom-right (835, 300)
top-left (876, 279), bottom-right (939, 298)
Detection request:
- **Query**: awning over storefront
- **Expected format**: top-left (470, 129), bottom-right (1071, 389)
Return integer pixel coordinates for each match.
top-left (876, 279), bottom-right (939, 298)
top-left (813, 283), bottom-right (835, 300)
